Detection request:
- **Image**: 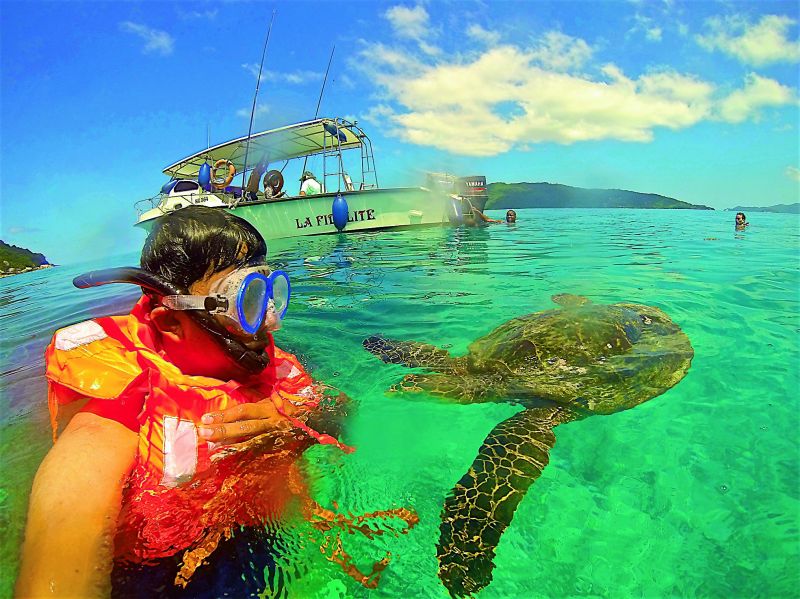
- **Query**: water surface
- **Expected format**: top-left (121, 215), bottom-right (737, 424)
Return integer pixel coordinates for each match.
top-left (1, 209), bottom-right (798, 597)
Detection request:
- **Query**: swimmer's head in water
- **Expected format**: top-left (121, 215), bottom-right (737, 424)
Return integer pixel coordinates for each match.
top-left (75, 206), bottom-right (276, 373)
top-left (506, 210), bottom-right (517, 223)
top-left (141, 205), bottom-right (267, 289)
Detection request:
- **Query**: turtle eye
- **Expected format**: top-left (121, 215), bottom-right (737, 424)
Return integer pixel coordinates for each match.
top-left (640, 315), bottom-right (652, 325)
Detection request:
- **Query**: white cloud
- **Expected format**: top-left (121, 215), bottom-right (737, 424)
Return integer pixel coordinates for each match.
top-left (119, 21), bottom-right (174, 56)
top-left (646, 27), bottom-right (663, 41)
top-left (418, 40), bottom-right (442, 56)
top-left (337, 73), bottom-right (356, 90)
top-left (282, 70), bottom-right (323, 85)
top-left (6, 226), bottom-right (40, 235)
top-left (786, 166), bottom-right (800, 181)
top-left (697, 14), bottom-right (800, 66)
top-left (236, 104), bottom-right (270, 119)
top-left (354, 42), bottom-right (424, 77)
top-left (242, 63), bottom-right (261, 78)
top-left (180, 9), bottom-right (218, 20)
top-left (628, 12), bottom-right (665, 43)
top-left (466, 24), bottom-right (501, 46)
top-left (717, 74), bottom-right (796, 123)
top-left (354, 42), bottom-right (721, 156)
top-left (530, 31), bottom-right (594, 71)
top-left (385, 5), bottom-right (430, 40)
top-left (353, 26), bottom-right (796, 157)
top-left (241, 64), bottom-right (322, 85)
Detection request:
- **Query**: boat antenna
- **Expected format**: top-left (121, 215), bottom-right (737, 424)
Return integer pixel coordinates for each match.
top-left (301, 45), bottom-right (335, 176)
top-left (240, 9), bottom-right (276, 192)
top-left (314, 45), bottom-right (335, 118)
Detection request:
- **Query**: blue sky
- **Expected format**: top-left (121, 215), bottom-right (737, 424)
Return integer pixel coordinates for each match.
top-left (1, 0), bottom-right (798, 264)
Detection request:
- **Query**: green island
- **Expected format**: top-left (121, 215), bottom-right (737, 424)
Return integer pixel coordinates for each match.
top-left (727, 203), bottom-right (800, 214)
top-left (485, 182), bottom-right (714, 210)
top-left (0, 240), bottom-right (52, 277)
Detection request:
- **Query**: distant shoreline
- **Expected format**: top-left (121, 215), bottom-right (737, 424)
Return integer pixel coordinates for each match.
top-left (486, 182), bottom-right (714, 211)
top-left (0, 264), bottom-right (55, 279)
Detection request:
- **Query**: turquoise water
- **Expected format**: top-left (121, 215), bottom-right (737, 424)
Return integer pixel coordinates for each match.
top-left (1, 208), bottom-right (798, 598)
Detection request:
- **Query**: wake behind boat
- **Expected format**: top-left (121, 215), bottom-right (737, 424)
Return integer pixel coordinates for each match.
top-left (135, 117), bottom-right (481, 239)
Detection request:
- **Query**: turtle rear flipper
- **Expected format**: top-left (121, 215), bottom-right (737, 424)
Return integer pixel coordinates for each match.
top-left (437, 406), bottom-right (574, 597)
top-left (363, 336), bottom-right (456, 370)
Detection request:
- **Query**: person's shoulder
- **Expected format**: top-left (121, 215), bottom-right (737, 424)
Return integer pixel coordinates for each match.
top-left (47, 317), bottom-right (144, 400)
top-left (52, 319), bottom-right (109, 352)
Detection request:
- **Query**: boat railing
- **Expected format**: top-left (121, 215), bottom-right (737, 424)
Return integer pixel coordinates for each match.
top-left (318, 117), bottom-right (378, 193)
top-left (134, 194), bottom-right (163, 218)
top-left (136, 190), bottom-right (235, 219)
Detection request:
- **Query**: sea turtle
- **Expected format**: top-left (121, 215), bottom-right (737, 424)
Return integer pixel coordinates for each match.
top-left (363, 294), bottom-right (693, 597)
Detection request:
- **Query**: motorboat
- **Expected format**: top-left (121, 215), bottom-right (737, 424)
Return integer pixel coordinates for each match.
top-left (135, 117), bottom-right (478, 239)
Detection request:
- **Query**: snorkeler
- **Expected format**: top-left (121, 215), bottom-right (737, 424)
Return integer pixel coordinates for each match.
top-left (470, 207), bottom-right (518, 224)
top-left (16, 206), bottom-right (354, 596)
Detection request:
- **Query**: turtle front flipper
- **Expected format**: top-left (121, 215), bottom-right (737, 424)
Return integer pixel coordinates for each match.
top-left (363, 336), bottom-right (456, 370)
top-left (390, 373), bottom-right (505, 404)
top-left (437, 406), bottom-right (574, 597)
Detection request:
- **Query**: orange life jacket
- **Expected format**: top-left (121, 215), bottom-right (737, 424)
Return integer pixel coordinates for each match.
top-left (45, 296), bottom-right (352, 562)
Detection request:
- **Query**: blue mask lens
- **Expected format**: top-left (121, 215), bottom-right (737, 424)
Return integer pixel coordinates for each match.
top-left (239, 274), bottom-right (268, 333)
top-left (269, 271), bottom-right (290, 319)
top-left (236, 270), bottom-right (291, 334)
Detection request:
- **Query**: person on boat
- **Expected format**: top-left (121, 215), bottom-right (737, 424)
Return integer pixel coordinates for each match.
top-left (506, 209), bottom-right (517, 223)
top-left (299, 170), bottom-right (323, 196)
top-left (15, 206), bottom-right (356, 597)
top-left (735, 212), bottom-right (749, 230)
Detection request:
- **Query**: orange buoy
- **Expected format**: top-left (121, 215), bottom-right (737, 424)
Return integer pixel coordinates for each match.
top-left (212, 159), bottom-right (236, 189)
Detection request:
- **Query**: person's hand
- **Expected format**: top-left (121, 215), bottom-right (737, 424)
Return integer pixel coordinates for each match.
top-left (199, 398), bottom-right (296, 444)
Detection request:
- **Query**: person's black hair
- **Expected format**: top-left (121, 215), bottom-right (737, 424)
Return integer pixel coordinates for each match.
top-left (141, 206), bottom-right (267, 292)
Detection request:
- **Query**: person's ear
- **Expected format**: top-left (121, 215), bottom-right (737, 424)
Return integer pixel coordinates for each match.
top-left (150, 306), bottom-right (185, 342)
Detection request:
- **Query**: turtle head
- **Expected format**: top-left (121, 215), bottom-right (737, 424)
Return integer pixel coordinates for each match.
top-left (552, 294), bottom-right (591, 308)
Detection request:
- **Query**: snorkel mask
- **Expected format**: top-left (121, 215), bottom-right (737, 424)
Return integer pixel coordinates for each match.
top-left (73, 264), bottom-right (291, 373)
top-left (161, 263), bottom-right (290, 337)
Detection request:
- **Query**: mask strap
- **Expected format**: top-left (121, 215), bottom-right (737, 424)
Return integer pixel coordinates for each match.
top-left (162, 295), bottom-right (224, 312)
top-left (73, 267), bottom-right (270, 373)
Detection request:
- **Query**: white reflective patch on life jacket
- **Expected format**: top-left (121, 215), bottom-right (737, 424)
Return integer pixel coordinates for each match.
top-left (298, 385), bottom-right (315, 398)
top-left (54, 320), bottom-right (108, 351)
top-left (161, 416), bottom-right (198, 488)
top-left (275, 359), bottom-right (301, 379)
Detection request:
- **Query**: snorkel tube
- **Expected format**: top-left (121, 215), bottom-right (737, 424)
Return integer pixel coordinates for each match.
top-left (73, 267), bottom-right (271, 373)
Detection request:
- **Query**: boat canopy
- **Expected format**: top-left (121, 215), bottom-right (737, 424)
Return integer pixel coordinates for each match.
top-left (162, 118), bottom-right (364, 179)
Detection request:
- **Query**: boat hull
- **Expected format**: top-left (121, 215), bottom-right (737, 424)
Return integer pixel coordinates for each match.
top-left (136, 187), bottom-right (457, 239)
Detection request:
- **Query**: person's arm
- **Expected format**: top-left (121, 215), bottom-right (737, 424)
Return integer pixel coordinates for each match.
top-left (16, 412), bottom-right (138, 598)
top-left (471, 207), bottom-right (502, 223)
